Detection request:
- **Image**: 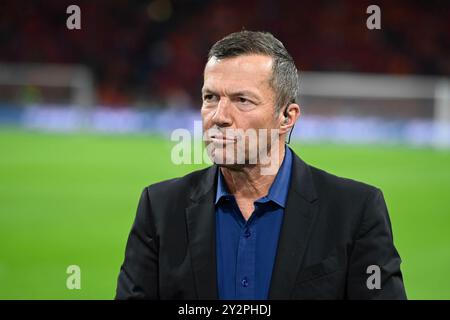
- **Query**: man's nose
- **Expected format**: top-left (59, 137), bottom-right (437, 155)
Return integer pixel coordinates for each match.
top-left (211, 98), bottom-right (233, 127)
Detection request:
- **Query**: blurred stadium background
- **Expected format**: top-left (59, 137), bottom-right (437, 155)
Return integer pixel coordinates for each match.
top-left (0, 0), bottom-right (449, 299)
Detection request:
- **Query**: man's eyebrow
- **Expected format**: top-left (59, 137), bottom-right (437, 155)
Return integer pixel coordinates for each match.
top-left (201, 88), bottom-right (261, 100)
top-left (229, 90), bottom-right (260, 99)
top-left (201, 88), bottom-right (217, 95)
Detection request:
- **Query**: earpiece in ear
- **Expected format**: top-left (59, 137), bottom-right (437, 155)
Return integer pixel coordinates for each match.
top-left (283, 107), bottom-right (289, 124)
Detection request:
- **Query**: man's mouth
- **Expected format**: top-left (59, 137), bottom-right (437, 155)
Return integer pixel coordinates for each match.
top-left (210, 135), bottom-right (237, 143)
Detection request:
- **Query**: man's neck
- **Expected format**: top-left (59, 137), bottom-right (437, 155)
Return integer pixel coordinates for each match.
top-left (220, 143), bottom-right (286, 201)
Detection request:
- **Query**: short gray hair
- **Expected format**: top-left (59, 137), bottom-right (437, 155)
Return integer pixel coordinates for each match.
top-left (207, 30), bottom-right (299, 115)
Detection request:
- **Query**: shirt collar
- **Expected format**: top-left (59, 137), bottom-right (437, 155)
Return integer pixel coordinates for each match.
top-left (215, 145), bottom-right (293, 208)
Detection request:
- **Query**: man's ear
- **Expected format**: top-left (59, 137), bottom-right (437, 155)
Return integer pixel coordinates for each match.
top-left (280, 103), bottom-right (300, 134)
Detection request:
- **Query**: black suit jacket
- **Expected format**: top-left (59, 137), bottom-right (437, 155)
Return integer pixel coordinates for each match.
top-left (116, 150), bottom-right (406, 299)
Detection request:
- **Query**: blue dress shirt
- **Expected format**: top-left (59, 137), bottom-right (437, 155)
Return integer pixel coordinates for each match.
top-left (215, 146), bottom-right (293, 300)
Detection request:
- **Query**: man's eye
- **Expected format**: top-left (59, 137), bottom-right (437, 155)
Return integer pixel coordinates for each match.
top-left (239, 97), bottom-right (249, 104)
top-left (203, 94), bottom-right (215, 102)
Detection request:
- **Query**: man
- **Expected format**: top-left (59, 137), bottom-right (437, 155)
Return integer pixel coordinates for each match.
top-left (116, 31), bottom-right (406, 299)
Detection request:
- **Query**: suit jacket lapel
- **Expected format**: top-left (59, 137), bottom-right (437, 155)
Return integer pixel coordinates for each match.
top-left (269, 152), bottom-right (319, 299)
top-left (185, 165), bottom-right (219, 299)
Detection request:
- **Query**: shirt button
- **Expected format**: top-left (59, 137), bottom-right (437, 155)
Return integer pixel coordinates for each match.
top-left (244, 229), bottom-right (251, 238)
top-left (241, 277), bottom-right (249, 287)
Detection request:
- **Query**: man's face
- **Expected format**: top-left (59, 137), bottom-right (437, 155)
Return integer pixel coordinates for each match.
top-left (201, 54), bottom-right (282, 167)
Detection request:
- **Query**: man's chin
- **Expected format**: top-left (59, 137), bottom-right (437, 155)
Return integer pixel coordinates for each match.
top-left (207, 146), bottom-right (258, 168)
top-left (216, 162), bottom-right (243, 169)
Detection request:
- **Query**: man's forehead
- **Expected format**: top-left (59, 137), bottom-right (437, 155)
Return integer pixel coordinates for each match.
top-left (204, 54), bottom-right (273, 88)
top-left (205, 54), bottom-right (273, 74)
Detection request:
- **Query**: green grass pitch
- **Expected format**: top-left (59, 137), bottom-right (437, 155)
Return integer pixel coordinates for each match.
top-left (0, 127), bottom-right (449, 299)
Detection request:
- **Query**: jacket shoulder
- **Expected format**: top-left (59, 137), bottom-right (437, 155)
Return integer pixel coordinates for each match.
top-left (306, 164), bottom-right (388, 243)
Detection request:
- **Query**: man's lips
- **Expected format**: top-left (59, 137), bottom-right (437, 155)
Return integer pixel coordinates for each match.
top-left (209, 135), bottom-right (237, 143)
